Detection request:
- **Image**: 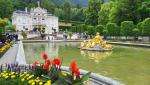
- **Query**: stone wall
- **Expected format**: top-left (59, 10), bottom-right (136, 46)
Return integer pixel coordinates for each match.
top-left (60, 66), bottom-right (124, 85)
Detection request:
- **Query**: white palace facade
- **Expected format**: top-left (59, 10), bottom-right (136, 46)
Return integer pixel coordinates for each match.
top-left (12, 3), bottom-right (59, 34)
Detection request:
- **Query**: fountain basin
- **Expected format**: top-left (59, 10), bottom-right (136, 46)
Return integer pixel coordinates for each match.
top-left (60, 66), bottom-right (124, 85)
top-left (23, 42), bottom-right (150, 85)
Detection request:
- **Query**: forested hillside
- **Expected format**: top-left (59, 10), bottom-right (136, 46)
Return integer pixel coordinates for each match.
top-left (0, 0), bottom-right (149, 39)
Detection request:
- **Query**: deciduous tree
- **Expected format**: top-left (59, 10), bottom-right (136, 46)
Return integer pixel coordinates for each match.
top-left (85, 0), bottom-right (102, 26)
top-left (98, 1), bottom-right (114, 25)
top-left (109, 0), bottom-right (141, 25)
top-left (63, 0), bottom-right (71, 21)
top-left (0, 0), bottom-right (13, 18)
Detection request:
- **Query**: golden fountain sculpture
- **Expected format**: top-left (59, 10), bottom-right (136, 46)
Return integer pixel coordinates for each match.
top-left (80, 32), bottom-right (112, 51)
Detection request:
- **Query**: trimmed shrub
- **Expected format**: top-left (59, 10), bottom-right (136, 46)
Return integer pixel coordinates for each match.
top-left (106, 23), bottom-right (120, 36)
top-left (141, 18), bottom-right (150, 36)
top-left (121, 21), bottom-right (135, 38)
top-left (21, 31), bottom-right (27, 39)
top-left (132, 28), bottom-right (139, 36)
top-left (137, 22), bottom-right (143, 36)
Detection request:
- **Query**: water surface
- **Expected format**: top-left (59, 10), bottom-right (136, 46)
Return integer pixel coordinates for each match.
top-left (23, 42), bottom-right (150, 85)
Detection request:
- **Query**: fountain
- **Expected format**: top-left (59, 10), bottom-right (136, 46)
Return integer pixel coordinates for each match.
top-left (80, 32), bottom-right (112, 51)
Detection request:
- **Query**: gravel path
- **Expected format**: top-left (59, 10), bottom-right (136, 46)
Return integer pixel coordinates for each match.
top-left (0, 43), bottom-right (19, 64)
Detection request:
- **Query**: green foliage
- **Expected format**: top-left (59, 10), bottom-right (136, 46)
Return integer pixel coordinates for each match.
top-left (138, 1), bottom-right (150, 21)
top-left (76, 25), bottom-right (82, 33)
top-left (0, 0), bottom-right (13, 18)
top-left (79, 24), bottom-right (87, 33)
top-left (21, 31), bottom-right (27, 39)
top-left (33, 66), bottom-right (47, 77)
top-left (98, 1), bottom-right (114, 25)
top-left (0, 41), bottom-right (14, 57)
top-left (63, 0), bottom-right (71, 21)
top-left (54, 8), bottom-right (64, 19)
top-left (41, 0), bottom-right (55, 14)
top-left (106, 23), bottom-right (120, 36)
top-left (137, 22), bottom-right (143, 35)
top-left (54, 2), bottom-right (86, 22)
top-left (71, 8), bottom-right (86, 22)
top-left (0, 78), bottom-right (28, 85)
top-left (121, 21), bottom-right (135, 36)
top-left (43, 69), bottom-right (91, 85)
top-left (6, 25), bottom-right (16, 32)
top-left (42, 66), bottom-right (60, 83)
top-left (96, 25), bottom-right (104, 35)
top-left (12, 0), bottom-right (36, 10)
top-left (0, 0), bottom-right (148, 37)
top-left (0, 0), bottom-right (86, 22)
top-left (80, 72), bottom-right (91, 82)
top-left (103, 29), bottom-right (108, 35)
top-left (0, 18), bottom-right (8, 27)
top-left (87, 26), bottom-right (96, 35)
top-left (132, 28), bottom-right (139, 36)
top-left (70, 24), bottom-right (87, 33)
top-left (85, 0), bottom-right (102, 26)
top-left (141, 18), bottom-right (150, 36)
top-left (71, 26), bottom-right (77, 32)
top-left (109, 0), bottom-right (142, 25)
top-left (0, 18), bottom-right (9, 34)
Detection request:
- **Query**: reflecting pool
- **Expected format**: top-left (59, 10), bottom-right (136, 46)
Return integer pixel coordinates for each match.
top-left (23, 42), bottom-right (150, 85)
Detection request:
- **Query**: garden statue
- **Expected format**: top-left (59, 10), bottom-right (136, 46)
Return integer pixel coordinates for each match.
top-left (80, 32), bottom-right (112, 51)
top-left (94, 32), bottom-right (102, 44)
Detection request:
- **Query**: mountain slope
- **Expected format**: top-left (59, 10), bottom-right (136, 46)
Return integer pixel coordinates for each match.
top-left (71, 0), bottom-right (88, 6)
top-left (52, 0), bottom-right (110, 7)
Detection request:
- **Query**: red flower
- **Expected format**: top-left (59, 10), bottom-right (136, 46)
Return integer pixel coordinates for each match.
top-left (70, 61), bottom-right (77, 71)
top-left (46, 59), bottom-right (51, 65)
top-left (33, 61), bottom-right (39, 68)
top-left (43, 53), bottom-right (48, 60)
top-left (74, 68), bottom-right (80, 76)
top-left (53, 58), bottom-right (61, 66)
top-left (44, 63), bottom-right (49, 69)
top-left (70, 61), bottom-right (80, 76)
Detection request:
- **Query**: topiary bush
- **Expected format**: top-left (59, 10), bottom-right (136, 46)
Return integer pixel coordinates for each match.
top-left (121, 21), bottom-right (135, 39)
top-left (106, 23), bottom-right (120, 36)
top-left (21, 31), bottom-right (27, 39)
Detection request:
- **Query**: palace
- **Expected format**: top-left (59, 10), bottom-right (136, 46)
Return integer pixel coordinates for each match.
top-left (12, 2), bottom-right (59, 34)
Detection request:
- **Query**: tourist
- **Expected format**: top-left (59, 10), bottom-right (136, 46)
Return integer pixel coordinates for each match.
top-left (81, 33), bottom-right (84, 39)
top-left (48, 36), bottom-right (50, 40)
top-left (15, 34), bottom-right (18, 41)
